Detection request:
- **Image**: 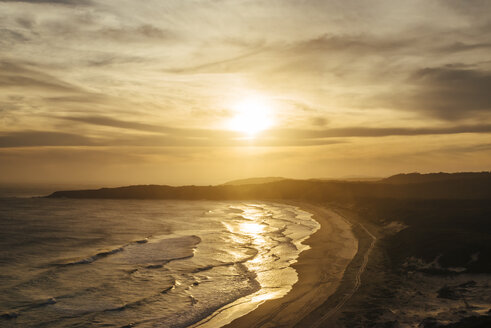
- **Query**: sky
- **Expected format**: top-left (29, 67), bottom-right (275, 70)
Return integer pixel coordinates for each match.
top-left (0, 0), bottom-right (490, 186)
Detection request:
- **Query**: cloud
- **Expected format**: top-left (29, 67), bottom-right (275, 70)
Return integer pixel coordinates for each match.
top-left (58, 115), bottom-right (339, 146)
top-left (85, 54), bottom-right (147, 67)
top-left (60, 115), bottom-right (169, 134)
top-left (290, 33), bottom-right (414, 55)
top-left (0, 131), bottom-right (95, 147)
top-left (310, 116), bottom-right (329, 127)
top-left (0, 28), bottom-right (29, 45)
top-left (436, 142), bottom-right (491, 154)
top-left (0, 128), bottom-right (344, 148)
top-left (111, 134), bottom-right (345, 148)
top-left (440, 0), bottom-right (491, 19)
top-left (164, 33), bottom-right (415, 75)
top-left (57, 115), bottom-right (241, 138)
top-left (62, 115), bottom-right (491, 142)
top-left (0, 75), bottom-right (77, 93)
top-left (97, 24), bottom-right (174, 43)
top-left (15, 16), bottom-right (35, 29)
top-left (441, 42), bottom-right (491, 53)
top-left (164, 49), bottom-right (265, 74)
top-left (388, 67), bottom-right (491, 119)
top-left (266, 124), bottom-right (491, 139)
top-left (1, 0), bottom-right (490, 184)
top-left (0, 61), bottom-right (87, 94)
top-left (4, 121), bottom-right (489, 149)
top-left (0, 0), bottom-right (92, 5)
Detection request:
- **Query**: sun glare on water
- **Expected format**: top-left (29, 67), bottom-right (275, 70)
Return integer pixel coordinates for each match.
top-left (239, 222), bottom-right (265, 234)
top-left (228, 96), bottom-right (274, 137)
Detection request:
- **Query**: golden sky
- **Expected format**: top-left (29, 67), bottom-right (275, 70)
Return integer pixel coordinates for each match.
top-left (0, 0), bottom-right (490, 185)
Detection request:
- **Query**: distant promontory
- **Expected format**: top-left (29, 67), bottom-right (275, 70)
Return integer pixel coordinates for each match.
top-left (47, 172), bottom-right (491, 201)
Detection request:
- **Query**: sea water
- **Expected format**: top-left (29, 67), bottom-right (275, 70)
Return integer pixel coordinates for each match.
top-left (0, 198), bottom-right (319, 328)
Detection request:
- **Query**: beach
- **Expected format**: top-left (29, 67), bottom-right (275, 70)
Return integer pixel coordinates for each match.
top-left (219, 202), bottom-right (359, 328)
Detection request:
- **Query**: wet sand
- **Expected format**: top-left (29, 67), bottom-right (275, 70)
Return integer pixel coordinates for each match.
top-left (220, 202), bottom-right (359, 328)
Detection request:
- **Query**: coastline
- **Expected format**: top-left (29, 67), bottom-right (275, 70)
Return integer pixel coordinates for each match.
top-left (200, 201), bottom-right (360, 328)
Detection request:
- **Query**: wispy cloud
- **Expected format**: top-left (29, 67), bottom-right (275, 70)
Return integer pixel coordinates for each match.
top-left (0, 0), bottom-right (92, 5)
top-left (0, 131), bottom-right (95, 147)
top-left (2, 121), bottom-right (489, 149)
top-left (0, 61), bottom-right (87, 94)
top-left (267, 124), bottom-right (491, 139)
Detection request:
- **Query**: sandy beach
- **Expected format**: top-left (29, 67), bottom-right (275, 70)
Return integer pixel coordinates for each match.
top-left (218, 202), bottom-right (359, 328)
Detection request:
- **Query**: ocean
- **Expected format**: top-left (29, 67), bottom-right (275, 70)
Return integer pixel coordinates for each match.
top-left (0, 197), bottom-right (319, 328)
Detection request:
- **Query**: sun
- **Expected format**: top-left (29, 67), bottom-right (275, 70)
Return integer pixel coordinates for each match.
top-left (227, 96), bottom-right (274, 137)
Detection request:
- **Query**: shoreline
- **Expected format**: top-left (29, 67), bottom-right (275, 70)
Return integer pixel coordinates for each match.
top-left (295, 206), bottom-right (378, 327)
top-left (209, 201), bottom-right (360, 328)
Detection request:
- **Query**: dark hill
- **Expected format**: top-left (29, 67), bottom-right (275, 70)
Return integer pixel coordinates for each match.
top-left (382, 171), bottom-right (490, 184)
top-left (47, 172), bottom-right (491, 200)
top-left (222, 177), bottom-right (286, 186)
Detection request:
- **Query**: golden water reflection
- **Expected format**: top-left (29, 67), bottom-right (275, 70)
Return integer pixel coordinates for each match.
top-left (193, 204), bottom-right (318, 328)
top-left (239, 222), bottom-right (265, 235)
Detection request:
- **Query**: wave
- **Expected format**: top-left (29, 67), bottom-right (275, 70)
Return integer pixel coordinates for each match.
top-left (58, 246), bottom-right (125, 266)
top-left (192, 247), bottom-right (259, 273)
top-left (0, 296), bottom-right (58, 321)
top-left (56, 235), bottom-right (201, 267)
top-left (0, 200), bottom-right (319, 328)
top-left (225, 207), bottom-right (244, 214)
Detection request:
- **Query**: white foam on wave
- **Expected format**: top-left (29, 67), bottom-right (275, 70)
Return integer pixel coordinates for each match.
top-left (190, 202), bottom-right (320, 328)
top-left (0, 199), bottom-right (319, 328)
